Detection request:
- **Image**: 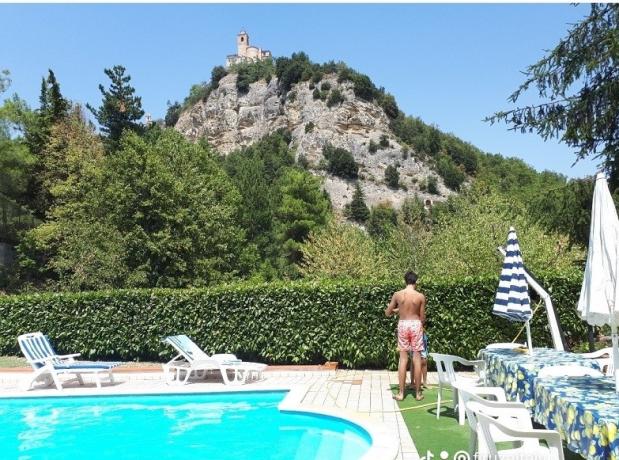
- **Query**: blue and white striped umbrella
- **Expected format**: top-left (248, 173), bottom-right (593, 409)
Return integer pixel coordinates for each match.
top-left (493, 227), bottom-right (532, 322)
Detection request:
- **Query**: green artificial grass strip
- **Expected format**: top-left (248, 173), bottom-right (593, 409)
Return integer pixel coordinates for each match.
top-left (392, 384), bottom-right (470, 458)
top-left (392, 385), bottom-right (585, 460)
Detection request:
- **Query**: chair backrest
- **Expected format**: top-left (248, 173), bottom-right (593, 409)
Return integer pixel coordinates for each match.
top-left (537, 365), bottom-right (604, 379)
top-left (474, 412), bottom-right (511, 459)
top-left (470, 402), bottom-right (538, 458)
top-left (580, 347), bottom-right (614, 376)
top-left (463, 391), bottom-right (531, 436)
top-left (164, 335), bottom-right (211, 362)
top-left (18, 332), bottom-right (59, 369)
top-left (429, 353), bottom-right (459, 386)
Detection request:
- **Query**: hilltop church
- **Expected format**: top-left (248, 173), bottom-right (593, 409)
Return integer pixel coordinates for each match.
top-left (225, 30), bottom-right (272, 68)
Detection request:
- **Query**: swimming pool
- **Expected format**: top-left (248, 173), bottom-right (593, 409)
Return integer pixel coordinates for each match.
top-left (0, 391), bottom-right (372, 459)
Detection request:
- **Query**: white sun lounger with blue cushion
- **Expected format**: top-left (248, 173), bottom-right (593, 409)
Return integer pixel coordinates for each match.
top-left (162, 335), bottom-right (266, 385)
top-left (18, 332), bottom-right (120, 391)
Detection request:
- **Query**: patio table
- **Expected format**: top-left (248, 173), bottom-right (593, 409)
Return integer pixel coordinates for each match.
top-left (534, 376), bottom-right (619, 460)
top-left (481, 347), bottom-right (601, 409)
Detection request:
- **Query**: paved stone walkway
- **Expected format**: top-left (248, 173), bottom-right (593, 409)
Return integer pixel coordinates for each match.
top-left (0, 369), bottom-right (437, 460)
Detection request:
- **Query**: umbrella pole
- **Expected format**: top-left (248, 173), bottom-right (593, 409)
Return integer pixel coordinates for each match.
top-left (525, 320), bottom-right (534, 355)
top-left (612, 323), bottom-right (619, 394)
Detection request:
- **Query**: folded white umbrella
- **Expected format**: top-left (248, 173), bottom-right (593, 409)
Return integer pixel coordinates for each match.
top-left (577, 172), bottom-right (619, 392)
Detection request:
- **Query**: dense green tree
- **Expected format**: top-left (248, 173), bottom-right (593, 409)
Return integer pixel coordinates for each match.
top-left (15, 109), bottom-right (105, 290)
top-left (164, 100), bottom-right (182, 127)
top-left (210, 65), bottom-right (228, 88)
top-left (275, 52), bottom-right (312, 93)
top-left (326, 89), bottom-right (344, 107)
top-left (487, 4), bottom-right (619, 190)
top-left (274, 168), bottom-right (331, 270)
top-left (20, 129), bottom-right (250, 290)
top-left (182, 82), bottom-right (211, 109)
top-left (222, 131), bottom-right (330, 278)
top-left (231, 59), bottom-right (275, 94)
top-left (0, 74), bottom-right (36, 202)
top-left (87, 65), bottom-right (144, 150)
top-left (400, 197), bottom-right (427, 227)
top-left (443, 135), bottom-right (479, 175)
top-left (300, 220), bottom-right (389, 280)
top-left (427, 175), bottom-right (439, 195)
top-left (437, 155), bottom-right (466, 191)
top-left (528, 176), bottom-right (595, 248)
top-left (43, 70), bottom-right (69, 124)
top-left (419, 187), bottom-right (584, 278)
top-left (367, 204), bottom-right (397, 239)
top-left (348, 182), bottom-right (370, 223)
top-left (323, 144), bottom-right (358, 179)
top-left (385, 164), bottom-right (400, 189)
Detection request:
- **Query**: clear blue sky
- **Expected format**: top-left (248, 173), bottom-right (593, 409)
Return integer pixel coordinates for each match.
top-left (0, 3), bottom-right (598, 179)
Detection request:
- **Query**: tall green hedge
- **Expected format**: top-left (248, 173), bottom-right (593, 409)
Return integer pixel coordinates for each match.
top-left (0, 274), bottom-right (586, 369)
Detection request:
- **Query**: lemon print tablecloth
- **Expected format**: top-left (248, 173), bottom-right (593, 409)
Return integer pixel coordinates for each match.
top-left (481, 348), bottom-right (601, 409)
top-left (534, 376), bottom-right (619, 460)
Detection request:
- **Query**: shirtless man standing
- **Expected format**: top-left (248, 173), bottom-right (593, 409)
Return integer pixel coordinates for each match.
top-left (385, 271), bottom-right (426, 401)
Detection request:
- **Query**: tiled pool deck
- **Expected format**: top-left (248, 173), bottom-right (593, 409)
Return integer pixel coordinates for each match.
top-left (0, 368), bottom-right (434, 460)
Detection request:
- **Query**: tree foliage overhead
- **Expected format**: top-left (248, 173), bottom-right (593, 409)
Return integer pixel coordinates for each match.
top-left (87, 65), bottom-right (144, 149)
top-left (488, 4), bottom-right (619, 189)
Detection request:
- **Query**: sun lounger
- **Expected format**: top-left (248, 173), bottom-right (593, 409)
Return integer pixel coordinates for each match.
top-left (162, 335), bottom-right (266, 385)
top-left (18, 332), bottom-right (120, 391)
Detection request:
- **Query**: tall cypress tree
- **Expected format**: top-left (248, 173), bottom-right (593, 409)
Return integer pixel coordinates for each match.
top-left (46, 70), bottom-right (69, 123)
top-left (349, 182), bottom-right (370, 223)
top-left (87, 65), bottom-right (144, 150)
top-left (22, 70), bottom-right (70, 217)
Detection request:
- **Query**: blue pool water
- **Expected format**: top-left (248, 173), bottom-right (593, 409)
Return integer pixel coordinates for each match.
top-left (0, 391), bottom-right (371, 459)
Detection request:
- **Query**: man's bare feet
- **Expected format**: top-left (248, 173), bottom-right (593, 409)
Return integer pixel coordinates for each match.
top-left (415, 392), bottom-right (424, 401)
top-left (393, 393), bottom-right (405, 401)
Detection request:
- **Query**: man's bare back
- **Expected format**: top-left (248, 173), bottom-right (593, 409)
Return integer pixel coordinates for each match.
top-left (385, 286), bottom-right (426, 322)
top-left (385, 271), bottom-right (426, 401)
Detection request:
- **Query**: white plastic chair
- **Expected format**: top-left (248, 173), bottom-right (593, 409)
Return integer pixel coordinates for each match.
top-left (537, 365), bottom-right (604, 379)
top-left (580, 347), bottom-right (614, 376)
top-left (430, 353), bottom-right (484, 421)
top-left (475, 411), bottom-right (565, 460)
top-left (452, 380), bottom-right (507, 426)
top-left (460, 386), bottom-right (531, 457)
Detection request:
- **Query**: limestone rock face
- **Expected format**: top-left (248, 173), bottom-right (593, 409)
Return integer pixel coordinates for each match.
top-left (175, 73), bottom-right (453, 211)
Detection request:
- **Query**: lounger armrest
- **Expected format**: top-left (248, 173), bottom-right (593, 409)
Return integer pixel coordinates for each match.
top-left (56, 353), bottom-right (81, 361)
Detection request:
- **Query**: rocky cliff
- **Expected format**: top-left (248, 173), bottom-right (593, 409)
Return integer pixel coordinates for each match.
top-left (175, 73), bottom-right (453, 211)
